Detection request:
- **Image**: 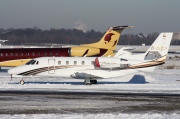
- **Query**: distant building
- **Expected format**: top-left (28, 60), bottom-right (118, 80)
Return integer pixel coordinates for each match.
top-left (135, 33), bottom-right (147, 38)
top-left (173, 32), bottom-right (180, 40)
top-left (171, 32), bottom-right (180, 45)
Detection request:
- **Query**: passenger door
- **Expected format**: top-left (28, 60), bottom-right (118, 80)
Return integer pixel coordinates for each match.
top-left (48, 59), bottom-right (55, 74)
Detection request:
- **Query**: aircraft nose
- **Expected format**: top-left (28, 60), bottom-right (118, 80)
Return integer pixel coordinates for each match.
top-left (8, 68), bottom-right (17, 75)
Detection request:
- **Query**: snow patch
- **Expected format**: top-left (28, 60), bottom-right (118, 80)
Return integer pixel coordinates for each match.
top-left (0, 113), bottom-right (180, 119)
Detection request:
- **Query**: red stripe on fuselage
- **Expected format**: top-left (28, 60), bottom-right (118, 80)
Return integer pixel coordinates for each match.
top-left (0, 48), bottom-right (69, 62)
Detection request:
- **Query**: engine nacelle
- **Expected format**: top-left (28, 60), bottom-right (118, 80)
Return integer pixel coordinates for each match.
top-left (94, 57), bottom-right (129, 70)
top-left (68, 46), bottom-right (100, 57)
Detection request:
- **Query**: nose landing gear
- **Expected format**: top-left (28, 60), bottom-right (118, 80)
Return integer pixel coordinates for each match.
top-left (10, 74), bottom-right (25, 85)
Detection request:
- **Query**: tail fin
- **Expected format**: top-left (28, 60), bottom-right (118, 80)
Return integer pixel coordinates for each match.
top-left (144, 32), bottom-right (173, 60)
top-left (83, 26), bottom-right (133, 50)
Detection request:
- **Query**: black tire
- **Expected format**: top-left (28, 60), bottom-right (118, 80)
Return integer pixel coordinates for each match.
top-left (90, 80), bottom-right (97, 84)
top-left (86, 83), bottom-right (92, 85)
top-left (20, 80), bottom-right (25, 85)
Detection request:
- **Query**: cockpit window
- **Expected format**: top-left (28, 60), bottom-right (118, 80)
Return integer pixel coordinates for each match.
top-left (31, 60), bottom-right (36, 65)
top-left (26, 60), bottom-right (39, 65)
top-left (120, 58), bottom-right (128, 61)
top-left (26, 60), bottom-right (35, 65)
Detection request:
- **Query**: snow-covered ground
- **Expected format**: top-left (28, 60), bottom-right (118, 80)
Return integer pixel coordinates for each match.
top-left (0, 58), bottom-right (180, 118)
top-left (0, 67), bottom-right (180, 94)
top-left (0, 113), bottom-right (180, 119)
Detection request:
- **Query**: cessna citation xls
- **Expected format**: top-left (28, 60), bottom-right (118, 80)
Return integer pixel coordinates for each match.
top-left (0, 26), bottom-right (132, 67)
top-left (8, 32), bottom-right (173, 85)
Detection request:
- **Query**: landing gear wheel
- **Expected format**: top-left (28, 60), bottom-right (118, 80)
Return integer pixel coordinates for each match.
top-left (90, 80), bottom-right (97, 84)
top-left (86, 83), bottom-right (92, 85)
top-left (20, 80), bottom-right (25, 85)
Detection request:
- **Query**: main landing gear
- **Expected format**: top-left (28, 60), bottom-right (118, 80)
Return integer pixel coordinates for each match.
top-left (90, 80), bottom-right (97, 84)
top-left (84, 78), bottom-right (97, 85)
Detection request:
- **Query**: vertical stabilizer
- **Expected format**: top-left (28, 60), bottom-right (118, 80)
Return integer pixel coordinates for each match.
top-left (144, 32), bottom-right (173, 60)
top-left (83, 26), bottom-right (133, 50)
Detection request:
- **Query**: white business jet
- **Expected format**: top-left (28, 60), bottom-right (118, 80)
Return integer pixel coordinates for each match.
top-left (8, 32), bottom-right (173, 85)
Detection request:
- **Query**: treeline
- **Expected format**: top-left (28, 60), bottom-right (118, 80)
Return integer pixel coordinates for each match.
top-left (0, 27), bottom-right (175, 45)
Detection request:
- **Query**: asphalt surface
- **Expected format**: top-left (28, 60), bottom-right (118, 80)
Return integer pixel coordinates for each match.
top-left (0, 90), bottom-right (180, 96)
top-left (0, 91), bottom-right (179, 114)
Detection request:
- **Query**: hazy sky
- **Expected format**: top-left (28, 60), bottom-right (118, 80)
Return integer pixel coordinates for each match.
top-left (0, 0), bottom-right (180, 34)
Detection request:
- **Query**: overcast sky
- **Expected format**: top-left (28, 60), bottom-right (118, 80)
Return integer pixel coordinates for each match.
top-left (0, 0), bottom-right (179, 34)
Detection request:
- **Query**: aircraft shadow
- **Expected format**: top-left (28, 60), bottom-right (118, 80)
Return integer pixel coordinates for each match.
top-left (9, 75), bottom-right (148, 85)
top-left (0, 69), bottom-right (9, 72)
top-left (98, 75), bottom-right (148, 84)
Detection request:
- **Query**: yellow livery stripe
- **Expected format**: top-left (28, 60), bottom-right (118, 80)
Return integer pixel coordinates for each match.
top-left (0, 59), bottom-right (31, 67)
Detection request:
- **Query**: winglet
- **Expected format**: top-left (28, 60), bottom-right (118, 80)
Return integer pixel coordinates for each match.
top-left (114, 47), bottom-right (135, 58)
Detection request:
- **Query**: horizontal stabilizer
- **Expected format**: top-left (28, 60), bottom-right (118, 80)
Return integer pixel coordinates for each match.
top-left (110, 26), bottom-right (134, 30)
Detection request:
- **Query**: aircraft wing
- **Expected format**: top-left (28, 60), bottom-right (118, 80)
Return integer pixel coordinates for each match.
top-left (70, 71), bottom-right (103, 79)
top-left (70, 69), bottom-right (140, 79)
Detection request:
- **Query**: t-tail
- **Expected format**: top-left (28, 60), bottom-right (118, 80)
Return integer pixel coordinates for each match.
top-left (129, 32), bottom-right (173, 69)
top-left (94, 33), bottom-right (173, 73)
top-left (143, 32), bottom-right (173, 62)
top-left (69, 26), bottom-right (133, 57)
top-left (83, 26), bottom-right (133, 50)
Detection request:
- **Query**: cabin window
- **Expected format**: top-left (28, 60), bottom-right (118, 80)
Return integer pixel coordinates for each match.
top-left (82, 61), bottom-right (85, 65)
top-left (0, 53), bottom-right (3, 56)
top-left (36, 61), bottom-right (39, 65)
top-left (32, 52), bottom-right (35, 56)
top-left (5, 53), bottom-right (8, 56)
top-left (37, 52), bottom-right (40, 56)
top-left (55, 52), bottom-right (58, 55)
top-left (20, 53), bottom-right (23, 56)
top-left (10, 53), bottom-right (13, 56)
top-left (49, 52), bottom-right (52, 55)
top-left (74, 61), bottom-right (77, 65)
top-left (15, 53), bottom-right (18, 56)
top-left (66, 61), bottom-right (69, 65)
top-left (91, 61), bottom-right (95, 65)
top-left (26, 53), bottom-right (29, 56)
top-left (58, 61), bottom-right (61, 65)
top-left (44, 52), bottom-right (47, 55)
